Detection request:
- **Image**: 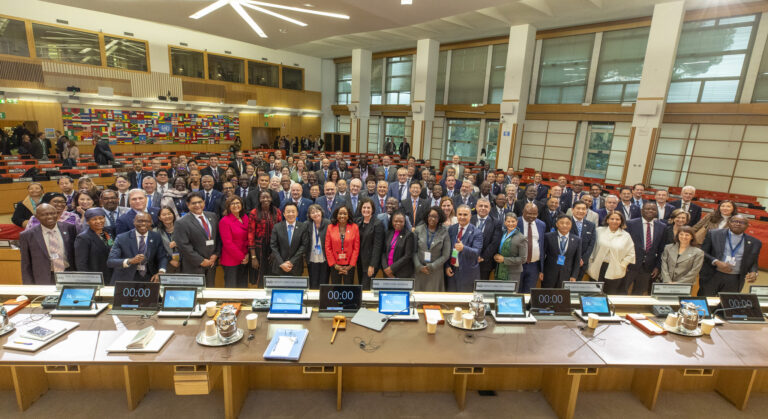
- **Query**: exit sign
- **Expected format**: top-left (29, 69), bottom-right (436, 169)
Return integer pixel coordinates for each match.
top-left (264, 122), bottom-right (268, 127)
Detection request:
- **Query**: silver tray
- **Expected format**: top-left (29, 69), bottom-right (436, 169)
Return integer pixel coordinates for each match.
top-left (196, 328), bottom-right (244, 346)
top-left (446, 316), bottom-right (488, 331)
top-left (663, 323), bottom-right (703, 337)
top-left (0, 323), bottom-right (14, 337)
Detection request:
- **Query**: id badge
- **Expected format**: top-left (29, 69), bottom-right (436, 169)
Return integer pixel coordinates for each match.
top-left (49, 252), bottom-right (60, 260)
top-left (557, 255), bottom-right (566, 266)
top-left (424, 251), bottom-right (432, 262)
top-left (205, 239), bottom-right (215, 246)
top-left (313, 244), bottom-right (322, 255)
top-left (338, 253), bottom-right (347, 261)
top-left (725, 256), bottom-right (735, 265)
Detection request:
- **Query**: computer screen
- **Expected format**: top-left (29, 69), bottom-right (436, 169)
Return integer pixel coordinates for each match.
top-left (269, 289), bottom-right (304, 314)
top-left (378, 291), bottom-right (410, 315)
top-left (163, 288), bottom-right (197, 310)
top-left (679, 297), bottom-right (710, 318)
top-left (496, 295), bottom-right (525, 316)
top-left (580, 296), bottom-right (610, 316)
top-left (113, 281), bottom-right (160, 309)
top-left (530, 288), bottom-right (571, 314)
top-left (57, 286), bottom-right (96, 309)
top-left (718, 293), bottom-right (763, 320)
top-left (319, 284), bottom-right (362, 313)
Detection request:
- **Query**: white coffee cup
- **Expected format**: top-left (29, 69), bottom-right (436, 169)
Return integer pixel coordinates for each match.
top-left (453, 307), bottom-right (463, 323)
top-left (665, 313), bottom-right (678, 328)
top-left (205, 301), bottom-right (217, 317)
top-left (587, 313), bottom-right (599, 329)
top-left (462, 313), bottom-right (474, 329)
top-left (205, 320), bottom-right (216, 337)
top-left (246, 313), bottom-right (259, 330)
top-left (700, 319), bottom-right (715, 335)
top-left (426, 318), bottom-right (438, 334)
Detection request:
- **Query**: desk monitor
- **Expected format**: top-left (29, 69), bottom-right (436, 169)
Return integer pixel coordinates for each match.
top-left (269, 289), bottom-right (304, 314)
top-left (718, 293), bottom-right (764, 322)
top-left (494, 295), bottom-right (526, 318)
top-left (162, 287), bottom-right (197, 311)
top-left (112, 281), bottom-right (160, 310)
top-left (378, 291), bottom-right (410, 315)
top-left (530, 288), bottom-right (571, 315)
top-left (54, 272), bottom-right (104, 290)
top-left (651, 283), bottom-right (692, 300)
top-left (579, 295), bottom-right (611, 316)
top-left (679, 297), bottom-right (711, 319)
top-left (57, 285), bottom-right (97, 310)
top-left (319, 284), bottom-right (362, 314)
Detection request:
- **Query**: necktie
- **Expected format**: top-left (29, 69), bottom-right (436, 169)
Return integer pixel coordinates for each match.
top-left (138, 235), bottom-right (147, 276)
top-left (119, 193), bottom-right (126, 207)
top-left (450, 227), bottom-right (464, 266)
top-left (645, 222), bottom-right (652, 252)
top-left (66, 194), bottom-right (73, 207)
top-left (199, 215), bottom-right (210, 239)
top-left (683, 203), bottom-right (689, 212)
top-left (559, 235), bottom-right (567, 254)
top-left (380, 198), bottom-right (385, 211)
top-left (352, 196), bottom-right (358, 211)
top-left (478, 218), bottom-right (485, 230)
top-left (399, 184), bottom-right (405, 199)
top-left (205, 192), bottom-right (210, 206)
top-left (385, 168), bottom-right (389, 179)
top-left (576, 221), bottom-right (583, 237)
top-left (287, 224), bottom-right (293, 244)
top-left (412, 200), bottom-right (417, 220)
top-left (106, 210), bottom-right (115, 226)
top-left (47, 230), bottom-right (66, 272)
top-left (213, 168), bottom-right (218, 181)
top-left (526, 222), bottom-right (533, 263)
top-left (147, 195), bottom-right (152, 208)
top-left (136, 172), bottom-right (142, 187)
top-left (327, 199), bottom-right (333, 214)
top-left (498, 208), bottom-right (503, 218)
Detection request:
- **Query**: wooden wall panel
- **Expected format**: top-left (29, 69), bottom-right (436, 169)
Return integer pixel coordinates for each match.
top-left (0, 101), bottom-right (63, 131)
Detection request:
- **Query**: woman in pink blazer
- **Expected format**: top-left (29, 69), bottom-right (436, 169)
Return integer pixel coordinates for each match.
top-left (219, 195), bottom-right (250, 288)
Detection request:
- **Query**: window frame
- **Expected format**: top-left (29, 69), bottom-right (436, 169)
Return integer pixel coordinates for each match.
top-left (384, 55), bottom-right (413, 105)
top-left (206, 52), bottom-right (246, 84)
top-left (281, 64), bottom-right (305, 91)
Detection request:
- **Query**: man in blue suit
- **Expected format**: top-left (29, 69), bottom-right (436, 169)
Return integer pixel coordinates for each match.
top-left (315, 181), bottom-right (347, 219)
top-left (617, 187), bottom-right (641, 220)
top-left (654, 189), bottom-right (675, 222)
top-left (445, 205), bottom-right (483, 292)
top-left (669, 185), bottom-right (702, 226)
top-left (108, 212), bottom-right (168, 282)
top-left (569, 201), bottom-right (596, 280)
top-left (201, 175), bottom-right (223, 213)
top-left (517, 203), bottom-right (546, 293)
top-left (596, 195), bottom-right (620, 226)
top-left (472, 198), bottom-right (502, 280)
top-left (387, 168), bottom-right (411, 201)
top-left (115, 189), bottom-right (160, 235)
top-left (623, 203), bottom-right (667, 295)
top-left (280, 183), bottom-right (312, 222)
top-left (372, 180), bottom-right (390, 215)
top-left (527, 172), bottom-right (549, 201)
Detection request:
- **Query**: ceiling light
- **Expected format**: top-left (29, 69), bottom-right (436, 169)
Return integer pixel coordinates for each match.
top-left (189, 1), bottom-right (349, 38)
top-left (401, 0), bottom-right (412, 4)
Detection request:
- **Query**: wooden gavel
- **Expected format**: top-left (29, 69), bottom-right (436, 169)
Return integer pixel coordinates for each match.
top-left (330, 315), bottom-right (346, 344)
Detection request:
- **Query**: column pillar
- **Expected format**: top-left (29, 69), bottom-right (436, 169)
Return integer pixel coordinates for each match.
top-left (497, 24), bottom-right (536, 171)
top-left (349, 49), bottom-right (371, 153)
top-left (411, 39), bottom-right (440, 161)
top-left (625, 0), bottom-right (686, 184)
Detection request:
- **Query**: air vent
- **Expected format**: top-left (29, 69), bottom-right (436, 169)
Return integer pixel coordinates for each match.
top-left (225, 50), bottom-right (232, 54)
top-left (124, 32), bottom-right (134, 37)
top-left (261, 57), bottom-right (268, 61)
top-left (180, 42), bottom-right (188, 47)
top-left (56, 19), bottom-right (68, 25)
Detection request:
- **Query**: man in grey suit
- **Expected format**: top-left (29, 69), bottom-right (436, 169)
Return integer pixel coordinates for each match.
top-left (379, 155), bottom-right (398, 183)
top-left (315, 158), bottom-right (332, 185)
top-left (442, 155), bottom-right (465, 181)
top-left (270, 202), bottom-right (308, 276)
top-left (698, 214), bottom-right (762, 296)
top-left (142, 176), bottom-right (163, 209)
top-left (174, 192), bottom-right (220, 287)
top-left (20, 204), bottom-right (77, 285)
top-left (315, 181), bottom-right (347, 219)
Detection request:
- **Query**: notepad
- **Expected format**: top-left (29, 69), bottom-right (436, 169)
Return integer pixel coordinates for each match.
top-left (263, 328), bottom-right (308, 361)
top-left (3, 319), bottom-right (79, 352)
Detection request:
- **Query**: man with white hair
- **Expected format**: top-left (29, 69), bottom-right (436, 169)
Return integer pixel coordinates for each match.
top-left (596, 195), bottom-right (620, 226)
top-left (669, 185), bottom-right (701, 225)
top-left (347, 178), bottom-right (363, 216)
top-left (115, 188), bottom-right (160, 235)
top-left (280, 183), bottom-right (312, 222)
top-left (442, 155), bottom-right (465, 180)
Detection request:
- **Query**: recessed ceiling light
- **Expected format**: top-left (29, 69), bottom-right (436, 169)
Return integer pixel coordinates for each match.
top-left (303, 3), bottom-right (314, 7)
top-left (279, 28), bottom-right (287, 33)
top-left (189, 1), bottom-right (349, 38)
top-left (401, 0), bottom-right (412, 4)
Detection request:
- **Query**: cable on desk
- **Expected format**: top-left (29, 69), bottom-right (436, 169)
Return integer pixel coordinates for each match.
top-left (353, 336), bottom-right (380, 352)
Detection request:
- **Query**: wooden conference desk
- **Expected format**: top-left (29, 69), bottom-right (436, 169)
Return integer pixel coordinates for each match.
top-left (0, 287), bottom-right (767, 419)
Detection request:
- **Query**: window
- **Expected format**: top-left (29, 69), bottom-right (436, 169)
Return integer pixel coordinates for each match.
top-left (371, 58), bottom-right (383, 105)
top-left (384, 117), bottom-right (406, 151)
top-left (385, 55), bottom-right (412, 105)
top-left (104, 36), bottom-right (147, 71)
top-left (32, 23), bottom-right (101, 65)
top-left (536, 34), bottom-right (595, 104)
top-left (445, 119), bottom-right (481, 160)
top-left (282, 66), bottom-right (303, 90)
top-left (488, 44), bottom-right (508, 104)
top-left (668, 14), bottom-right (758, 103)
top-left (593, 27), bottom-right (650, 103)
top-left (0, 17), bottom-right (29, 57)
top-left (170, 47), bottom-right (205, 79)
top-left (754, 40), bottom-right (768, 102)
top-left (335, 61), bottom-right (352, 104)
top-left (248, 61), bottom-right (279, 87)
top-left (582, 123), bottom-right (614, 179)
top-left (207, 54), bottom-right (244, 83)
top-left (485, 120), bottom-right (500, 168)
top-left (435, 50), bottom-right (448, 105)
top-left (448, 46), bottom-right (488, 104)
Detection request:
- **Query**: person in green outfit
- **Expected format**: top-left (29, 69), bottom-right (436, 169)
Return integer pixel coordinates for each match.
top-left (494, 212), bottom-right (527, 282)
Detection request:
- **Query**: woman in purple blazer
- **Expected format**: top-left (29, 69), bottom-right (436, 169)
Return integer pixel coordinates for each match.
top-left (219, 195), bottom-right (250, 288)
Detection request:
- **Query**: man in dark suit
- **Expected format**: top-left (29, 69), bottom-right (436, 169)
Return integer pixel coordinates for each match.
top-left (201, 155), bottom-right (225, 187)
top-left (127, 158), bottom-right (150, 189)
top-left (377, 197), bottom-right (412, 231)
top-left (514, 186), bottom-right (541, 217)
top-left (245, 174), bottom-right (279, 211)
top-left (270, 202), bottom-right (308, 276)
top-left (174, 192), bottom-right (220, 287)
top-left (624, 203), bottom-right (666, 295)
top-left (200, 175), bottom-right (223, 213)
top-left (440, 175), bottom-right (460, 199)
top-left (141, 176), bottom-right (163, 209)
top-left (30, 132), bottom-right (48, 159)
top-left (473, 198), bottom-right (502, 280)
top-left (445, 205), bottom-right (483, 293)
top-left (540, 215), bottom-right (582, 289)
top-left (234, 175), bottom-right (251, 200)
top-left (452, 181), bottom-right (477, 211)
top-left (518, 203), bottom-right (546, 293)
top-left (527, 172), bottom-right (549, 201)
top-left (570, 201), bottom-right (596, 280)
top-left (589, 184), bottom-right (606, 211)
top-left (596, 195), bottom-right (620, 226)
top-left (490, 194), bottom-right (513, 222)
top-left (20, 204), bottom-right (77, 285)
top-left (401, 182), bottom-right (429, 228)
top-left (116, 189), bottom-right (160, 235)
top-left (563, 179), bottom-right (586, 209)
top-left (315, 158), bottom-right (332, 185)
top-left (538, 197), bottom-right (566, 232)
top-left (387, 168), bottom-right (411, 201)
top-left (280, 183), bottom-right (312, 222)
top-left (228, 151), bottom-right (247, 176)
top-left (669, 185), bottom-right (702, 226)
top-left (632, 183), bottom-right (647, 208)
top-left (93, 136), bottom-right (115, 165)
top-left (315, 181), bottom-right (347, 219)
top-left (698, 215), bottom-right (762, 296)
top-left (372, 180), bottom-right (390, 215)
top-left (617, 187), bottom-right (641, 220)
top-left (346, 178), bottom-right (364, 217)
top-left (107, 212), bottom-right (168, 282)
top-left (654, 189), bottom-right (675, 222)
top-left (98, 189), bottom-right (129, 237)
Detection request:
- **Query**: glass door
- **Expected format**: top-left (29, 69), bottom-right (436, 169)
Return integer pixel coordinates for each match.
top-left (484, 120), bottom-right (499, 168)
top-left (582, 123), bottom-right (615, 179)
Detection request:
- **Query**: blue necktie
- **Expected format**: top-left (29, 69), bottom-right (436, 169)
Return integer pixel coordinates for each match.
top-left (559, 235), bottom-right (567, 254)
top-left (576, 221), bottom-right (582, 237)
top-left (287, 224), bottom-right (293, 244)
top-left (352, 196), bottom-right (358, 211)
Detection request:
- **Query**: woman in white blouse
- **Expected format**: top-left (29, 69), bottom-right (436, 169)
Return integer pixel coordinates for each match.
top-left (587, 211), bottom-right (636, 295)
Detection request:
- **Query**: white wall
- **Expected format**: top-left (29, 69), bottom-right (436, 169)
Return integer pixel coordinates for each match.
top-left (3, 0), bottom-right (322, 91)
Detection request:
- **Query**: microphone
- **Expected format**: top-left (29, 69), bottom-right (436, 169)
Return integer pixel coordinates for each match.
top-left (712, 306), bottom-right (750, 318)
top-left (182, 307), bottom-right (195, 326)
top-left (72, 299), bottom-right (96, 309)
top-left (380, 306), bottom-right (412, 322)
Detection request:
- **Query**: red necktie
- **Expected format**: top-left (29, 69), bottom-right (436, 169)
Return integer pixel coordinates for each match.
top-left (199, 215), bottom-right (210, 239)
top-left (645, 222), bottom-right (652, 252)
top-left (380, 198), bottom-right (385, 210)
top-left (526, 222), bottom-right (533, 263)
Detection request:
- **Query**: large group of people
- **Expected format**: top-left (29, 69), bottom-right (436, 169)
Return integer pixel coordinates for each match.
top-left (15, 150), bottom-right (763, 297)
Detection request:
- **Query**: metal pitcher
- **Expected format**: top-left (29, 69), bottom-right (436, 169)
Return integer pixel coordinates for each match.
top-left (469, 293), bottom-right (486, 325)
top-left (0, 304), bottom-right (7, 329)
top-left (215, 305), bottom-right (238, 339)
top-left (677, 301), bottom-right (700, 333)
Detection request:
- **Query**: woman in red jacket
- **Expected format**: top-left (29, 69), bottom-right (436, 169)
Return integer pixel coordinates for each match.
top-left (325, 205), bottom-right (359, 285)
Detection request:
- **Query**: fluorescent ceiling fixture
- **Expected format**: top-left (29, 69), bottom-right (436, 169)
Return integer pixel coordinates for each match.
top-left (190, 1), bottom-right (349, 38)
top-left (401, 0), bottom-right (412, 4)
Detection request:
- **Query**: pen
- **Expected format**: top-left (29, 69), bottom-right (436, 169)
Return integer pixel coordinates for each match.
top-left (13, 341), bottom-right (33, 345)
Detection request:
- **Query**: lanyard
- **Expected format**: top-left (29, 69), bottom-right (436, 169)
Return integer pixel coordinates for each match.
top-left (339, 225), bottom-right (346, 252)
top-left (499, 229), bottom-right (516, 253)
top-left (314, 225), bottom-right (321, 250)
top-left (426, 230), bottom-right (435, 249)
top-left (727, 230), bottom-right (744, 257)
